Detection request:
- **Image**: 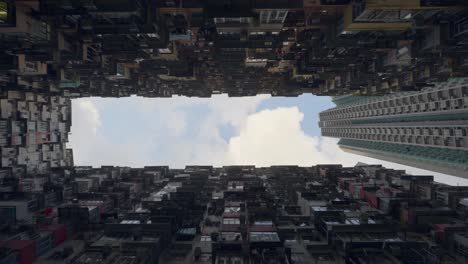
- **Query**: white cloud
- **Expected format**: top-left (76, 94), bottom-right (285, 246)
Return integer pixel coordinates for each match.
top-left (225, 107), bottom-right (468, 185)
top-left (72, 100), bottom-right (101, 135)
top-left (68, 95), bottom-right (267, 168)
top-left (68, 99), bottom-right (101, 157)
top-left (226, 107), bottom-right (389, 166)
top-left (68, 99), bottom-right (154, 167)
top-left (228, 107), bottom-right (321, 166)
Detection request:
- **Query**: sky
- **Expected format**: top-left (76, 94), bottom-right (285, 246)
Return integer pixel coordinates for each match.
top-left (68, 94), bottom-right (468, 186)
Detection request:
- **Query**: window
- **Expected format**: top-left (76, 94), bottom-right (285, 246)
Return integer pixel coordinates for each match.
top-left (146, 33), bottom-right (159, 38)
top-left (200, 235), bottom-right (211, 242)
top-left (215, 17), bottom-right (249, 24)
top-left (0, 2), bottom-right (6, 20)
top-left (260, 11), bottom-right (268, 23)
top-left (260, 10), bottom-right (288, 24)
top-left (277, 11), bottom-right (287, 20)
top-left (116, 64), bottom-right (125, 76)
top-left (224, 207), bottom-right (241, 213)
top-left (0, 1), bottom-right (13, 25)
top-left (232, 257), bottom-right (242, 264)
top-left (249, 232), bottom-right (280, 242)
top-left (214, 17), bottom-right (225, 24)
top-left (217, 256), bottom-right (242, 264)
top-left (270, 10), bottom-right (278, 19)
top-left (254, 220), bottom-right (272, 225)
top-left (25, 62), bottom-right (39, 73)
top-left (158, 48), bottom-right (172, 54)
top-left (221, 232), bottom-right (242, 241)
top-left (223, 218), bottom-right (240, 225)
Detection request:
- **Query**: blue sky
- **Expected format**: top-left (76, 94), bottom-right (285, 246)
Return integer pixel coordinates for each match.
top-left (69, 95), bottom-right (468, 186)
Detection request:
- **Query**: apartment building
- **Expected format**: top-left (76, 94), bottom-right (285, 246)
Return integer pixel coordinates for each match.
top-left (0, 91), bottom-right (72, 175)
top-left (320, 78), bottom-right (468, 177)
top-left (0, 0), bottom-right (466, 97)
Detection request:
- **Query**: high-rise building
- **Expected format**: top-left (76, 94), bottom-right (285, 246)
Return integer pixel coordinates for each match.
top-left (0, 91), bottom-right (73, 176)
top-left (319, 78), bottom-right (468, 178)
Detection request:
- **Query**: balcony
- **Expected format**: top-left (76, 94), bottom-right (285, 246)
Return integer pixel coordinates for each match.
top-left (337, 3), bottom-right (412, 33)
top-left (0, 8), bottom-right (50, 42)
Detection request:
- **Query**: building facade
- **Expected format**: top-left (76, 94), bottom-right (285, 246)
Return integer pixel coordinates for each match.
top-left (319, 78), bottom-right (468, 177)
top-left (0, 91), bottom-right (73, 176)
top-left (0, 0), bottom-right (467, 98)
top-left (2, 164), bottom-right (468, 264)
